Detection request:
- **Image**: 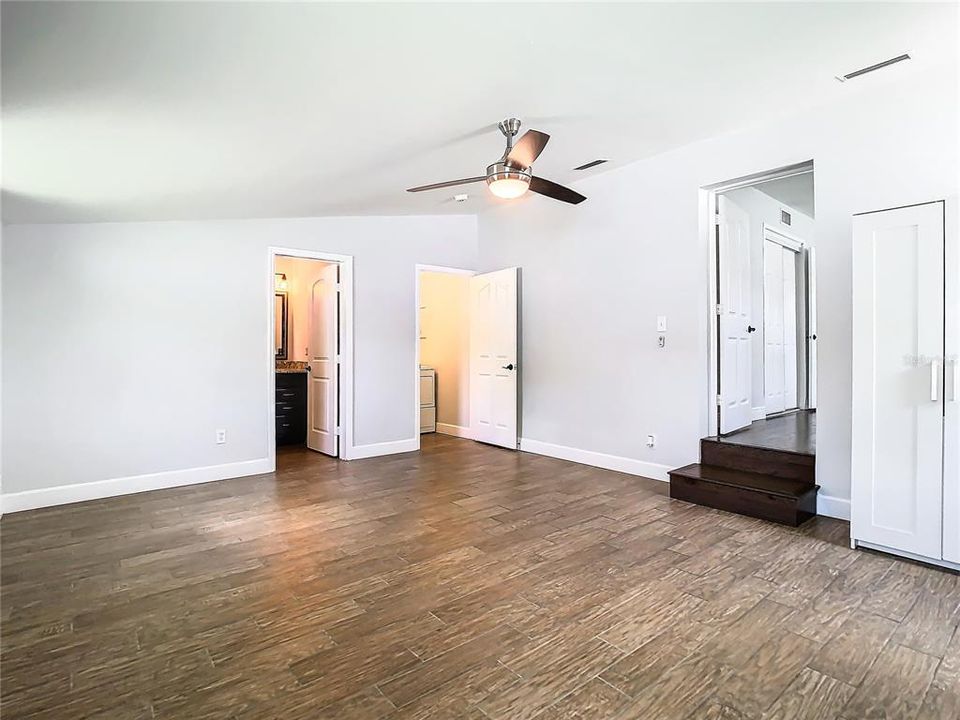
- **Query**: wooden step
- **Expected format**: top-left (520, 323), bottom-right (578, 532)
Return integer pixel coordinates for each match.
top-left (700, 437), bottom-right (815, 484)
top-left (668, 463), bottom-right (819, 527)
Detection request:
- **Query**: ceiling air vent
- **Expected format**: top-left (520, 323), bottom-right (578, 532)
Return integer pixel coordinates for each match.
top-left (573, 159), bottom-right (609, 171)
top-left (837, 53), bottom-right (911, 82)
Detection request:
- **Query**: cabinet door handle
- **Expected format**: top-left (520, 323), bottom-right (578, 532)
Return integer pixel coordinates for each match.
top-left (931, 359), bottom-right (940, 402)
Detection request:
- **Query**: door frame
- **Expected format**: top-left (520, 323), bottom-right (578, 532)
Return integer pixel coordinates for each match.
top-left (703, 160), bottom-right (814, 437)
top-left (414, 264), bottom-right (476, 450)
top-left (268, 247), bottom-right (355, 467)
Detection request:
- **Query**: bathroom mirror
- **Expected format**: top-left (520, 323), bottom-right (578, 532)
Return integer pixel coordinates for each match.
top-left (275, 292), bottom-right (288, 360)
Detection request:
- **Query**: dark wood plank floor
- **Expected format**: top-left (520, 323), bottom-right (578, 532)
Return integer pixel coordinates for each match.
top-left (2, 434), bottom-right (957, 719)
top-left (716, 411), bottom-right (816, 456)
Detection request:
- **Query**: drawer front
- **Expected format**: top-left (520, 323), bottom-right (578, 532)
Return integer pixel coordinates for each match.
top-left (276, 402), bottom-right (305, 420)
top-left (420, 406), bottom-right (436, 433)
top-left (276, 414), bottom-right (306, 445)
top-left (276, 373), bottom-right (306, 407)
top-left (419, 374), bottom-right (436, 406)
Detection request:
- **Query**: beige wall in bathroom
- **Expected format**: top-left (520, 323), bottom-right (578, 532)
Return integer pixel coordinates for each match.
top-left (419, 271), bottom-right (470, 432)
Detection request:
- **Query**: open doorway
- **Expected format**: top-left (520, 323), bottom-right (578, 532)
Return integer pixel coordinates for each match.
top-left (707, 162), bottom-right (817, 446)
top-left (415, 265), bottom-right (522, 451)
top-left (416, 266), bottom-right (474, 442)
top-left (269, 248), bottom-right (354, 469)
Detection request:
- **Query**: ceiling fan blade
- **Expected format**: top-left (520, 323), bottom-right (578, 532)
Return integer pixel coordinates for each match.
top-left (407, 176), bottom-right (486, 193)
top-left (506, 130), bottom-right (550, 169)
top-left (529, 176), bottom-right (586, 205)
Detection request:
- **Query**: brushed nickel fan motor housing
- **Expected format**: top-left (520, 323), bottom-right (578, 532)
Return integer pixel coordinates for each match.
top-left (485, 161), bottom-right (531, 185)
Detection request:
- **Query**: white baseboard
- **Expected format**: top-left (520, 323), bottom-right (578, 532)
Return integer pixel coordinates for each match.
top-left (751, 406), bottom-right (767, 421)
top-left (437, 423), bottom-right (473, 439)
top-left (817, 494), bottom-right (851, 521)
top-left (348, 437), bottom-right (419, 460)
top-left (0, 457), bottom-right (272, 514)
top-left (519, 438), bottom-right (671, 482)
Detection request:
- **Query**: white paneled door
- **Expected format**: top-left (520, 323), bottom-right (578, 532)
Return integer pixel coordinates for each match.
top-left (469, 267), bottom-right (519, 449)
top-left (307, 263), bottom-right (339, 456)
top-left (764, 239), bottom-right (799, 415)
top-left (852, 202), bottom-right (944, 559)
top-left (717, 195), bottom-right (753, 433)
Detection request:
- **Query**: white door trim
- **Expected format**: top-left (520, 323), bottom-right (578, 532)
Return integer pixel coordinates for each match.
top-left (268, 247), bottom-right (355, 466)
top-left (415, 264), bottom-right (476, 449)
top-left (763, 223), bottom-right (804, 252)
top-left (703, 161), bottom-right (814, 437)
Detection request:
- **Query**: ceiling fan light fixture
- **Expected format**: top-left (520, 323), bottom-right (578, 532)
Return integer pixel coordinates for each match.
top-left (486, 162), bottom-right (531, 199)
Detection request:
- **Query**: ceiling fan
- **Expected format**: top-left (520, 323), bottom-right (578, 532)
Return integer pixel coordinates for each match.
top-left (406, 118), bottom-right (586, 205)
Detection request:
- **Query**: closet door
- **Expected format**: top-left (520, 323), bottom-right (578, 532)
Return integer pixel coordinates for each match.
top-left (852, 202), bottom-right (944, 559)
top-left (764, 241), bottom-right (786, 414)
top-left (782, 247), bottom-right (799, 411)
top-left (943, 199), bottom-right (959, 564)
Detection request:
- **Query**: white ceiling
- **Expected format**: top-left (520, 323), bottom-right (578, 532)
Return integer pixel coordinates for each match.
top-left (2, 2), bottom-right (955, 223)
top-left (755, 173), bottom-right (816, 218)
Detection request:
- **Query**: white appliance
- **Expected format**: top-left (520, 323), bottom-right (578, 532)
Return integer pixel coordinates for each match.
top-left (419, 367), bottom-right (436, 433)
top-left (851, 200), bottom-right (959, 568)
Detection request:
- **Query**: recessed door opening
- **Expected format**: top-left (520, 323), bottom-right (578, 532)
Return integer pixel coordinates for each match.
top-left (415, 264), bottom-right (522, 452)
top-left (416, 266), bottom-right (474, 443)
top-left (706, 162), bottom-right (817, 453)
top-left (269, 248), bottom-right (354, 470)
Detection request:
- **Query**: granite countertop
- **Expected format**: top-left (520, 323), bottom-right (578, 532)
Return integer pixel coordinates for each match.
top-left (276, 361), bottom-right (308, 373)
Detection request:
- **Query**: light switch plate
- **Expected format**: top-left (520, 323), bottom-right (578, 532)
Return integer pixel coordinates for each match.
top-left (657, 315), bottom-right (668, 332)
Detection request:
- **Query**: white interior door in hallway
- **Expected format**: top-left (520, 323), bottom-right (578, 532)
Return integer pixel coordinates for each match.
top-left (764, 237), bottom-right (800, 415)
top-left (717, 195), bottom-right (753, 433)
top-left (469, 267), bottom-right (519, 449)
top-left (307, 263), bottom-right (339, 456)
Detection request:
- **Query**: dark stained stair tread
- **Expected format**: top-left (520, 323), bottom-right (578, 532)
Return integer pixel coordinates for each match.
top-left (669, 463), bottom-right (817, 498)
top-left (700, 438), bottom-right (814, 483)
top-left (668, 464), bottom-right (819, 527)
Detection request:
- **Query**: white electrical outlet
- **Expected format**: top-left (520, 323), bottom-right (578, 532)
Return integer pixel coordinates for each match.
top-left (646, 434), bottom-right (656, 448)
top-left (216, 429), bottom-right (227, 444)
top-left (657, 335), bottom-right (666, 348)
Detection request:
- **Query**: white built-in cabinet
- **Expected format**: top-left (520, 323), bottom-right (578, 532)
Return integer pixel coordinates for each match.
top-left (851, 200), bottom-right (960, 568)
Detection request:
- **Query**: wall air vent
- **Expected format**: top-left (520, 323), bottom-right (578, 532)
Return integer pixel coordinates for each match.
top-left (837, 53), bottom-right (911, 82)
top-left (573, 159), bottom-right (609, 171)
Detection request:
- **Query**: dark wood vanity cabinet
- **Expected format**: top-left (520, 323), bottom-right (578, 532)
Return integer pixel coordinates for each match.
top-left (275, 372), bottom-right (307, 446)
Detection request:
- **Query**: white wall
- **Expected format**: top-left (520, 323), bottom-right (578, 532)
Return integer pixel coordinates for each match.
top-left (2, 215), bottom-right (477, 498)
top-left (419, 271), bottom-right (470, 431)
top-left (722, 185), bottom-right (815, 412)
top-left (478, 64), bottom-right (959, 513)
